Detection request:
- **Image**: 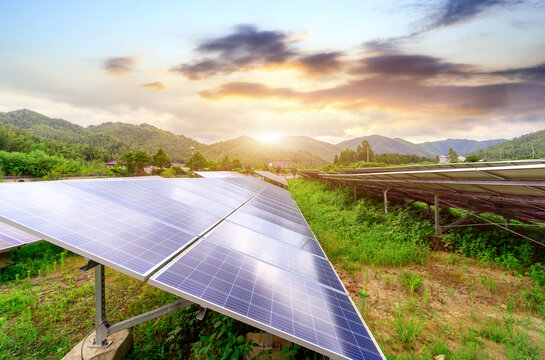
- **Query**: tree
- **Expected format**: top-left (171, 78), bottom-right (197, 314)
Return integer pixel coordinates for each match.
top-left (434, 155), bottom-right (440, 163)
top-left (152, 148), bottom-right (171, 170)
top-left (186, 151), bottom-right (208, 170)
top-left (447, 147), bottom-right (459, 163)
top-left (219, 156), bottom-right (231, 171)
top-left (120, 151), bottom-right (135, 175)
top-left (133, 150), bottom-right (151, 175)
top-left (333, 154), bottom-right (339, 164)
top-left (231, 158), bottom-right (243, 169)
top-left (356, 140), bottom-right (374, 162)
top-left (465, 154), bottom-right (480, 162)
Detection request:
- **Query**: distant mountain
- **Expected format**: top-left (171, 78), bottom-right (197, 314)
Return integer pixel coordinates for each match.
top-left (0, 110), bottom-right (327, 167)
top-left (0, 109), bottom-right (200, 162)
top-left (205, 136), bottom-right (327, 168)
top-left (418, 138), bottom-right (506, 155)
top-left (336, 135), bottom-right (437, 158)
top-left (469, 129), bottom-right (545, 160)
top-left (279, 136), bottom-right (342, 162)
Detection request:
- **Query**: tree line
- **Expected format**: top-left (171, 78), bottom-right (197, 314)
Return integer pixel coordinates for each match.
top-left (333, 140), bottom-right (434, 165)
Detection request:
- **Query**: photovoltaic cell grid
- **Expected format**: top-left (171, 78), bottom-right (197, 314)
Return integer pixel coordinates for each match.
top-left (151, 239), bottom-right (383, 360)
top-left (0, 181), bottom-right (196, 279)
top-left (0, 222), bottom-right (41, 251)
top-left (0, 177), bottom-right (384, 359)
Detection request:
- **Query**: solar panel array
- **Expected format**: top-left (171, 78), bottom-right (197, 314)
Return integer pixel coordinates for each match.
top-left (254, 170), bottom-right (289, 187)
top-left (305, 162), bottom-right (545, 224)
top-left (195, 171), bottom-right (246, 178)
top-left (0, 177), bottom-right (384, 360)
top-left (0, 222), bottom-right (41, 252)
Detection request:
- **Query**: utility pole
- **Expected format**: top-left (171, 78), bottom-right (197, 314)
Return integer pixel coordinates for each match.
top-left (532, 140), bottom-right (535, 158)
top-left (366, 147), bottom-right (369, 163)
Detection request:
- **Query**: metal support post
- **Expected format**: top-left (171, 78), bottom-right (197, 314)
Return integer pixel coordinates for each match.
top-left (265, 332), bottom-right (273, 348)
top-left (90, 264), bottom-right (111, 348)
top-left (427, 203), bottom-right (431, 214)
top-left (107, 299), bottom-right (193, 335)
top-left (435, 194), bottom-right (441, 234)
top-left (353, 186), bottom-right (357, 202)
top-left (383, 188), bottom-right (389, 214)
top-left (504, 217), bottom-right (510, 229)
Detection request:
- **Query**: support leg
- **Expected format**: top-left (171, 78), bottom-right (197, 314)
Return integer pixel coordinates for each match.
top-left (91, 264), bottom-right (111, 348)
top-left (434, 195), bottom-right (441, 234)
top-left (353, 186), bottom-right (357, 202)
top-left (265, 332), bottom-right (273, 348)
top-left (383, 188), bottom-right (389, 214)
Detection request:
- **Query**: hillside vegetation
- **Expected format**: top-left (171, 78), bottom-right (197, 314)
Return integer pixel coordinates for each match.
top-left (419, 139), bottom-right (505, 156)
top-left (470, 129), bottom-right (545, 160)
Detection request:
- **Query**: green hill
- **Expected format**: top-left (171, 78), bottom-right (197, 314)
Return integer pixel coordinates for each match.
top-left (418, 138), bottom-right (505, 155)
top-left (0, 110), bottom-right (327, 167)
top-left (204, 136), bottom-right (328, 168)
top-left (336, 135), bottom-right (437, 157)
top-left (470, 129), bottom-right (545, 160)
top-left (279, 136), bottom-right (342, 162)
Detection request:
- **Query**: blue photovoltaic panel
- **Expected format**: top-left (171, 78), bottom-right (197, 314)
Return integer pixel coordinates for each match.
top-left (239, 204), bottom-right (314, 237)
top-left (251, 195), bottom-right (304, 219)
top-left (154, 179), bottom-right (254, 211)
top-left (68, 180), bottom-right (221, 236)
top-left (205, 221), bottom-right (344, 291)
top-left (0, 222), bottom-right (41, 251)
top-left (150, 240), bottom-right (384, 360)
top-left (195, 171), bottom-right (246, 178)
top-left (225, 211), bottom-right (325, 257)
top-left (0, 182), bottom-right (196, 279)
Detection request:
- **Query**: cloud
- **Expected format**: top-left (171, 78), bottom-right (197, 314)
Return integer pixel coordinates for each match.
top-left (431, 0), bottom-right (523, 28)
top-left (173, 25), bottom-right (297, 79)
top-left (141, 81), bottom-right (166, 90)
top-left (199, 82), bottom-right (297, 100)
top-left (351, 54), bottom-right (470, 78)
top-left (491, 62), bottom-right (545, 82)
top-left (103, 57), bottom-right (135, 75)
top-left (200, 76), bottom-right (545, 117)
top-left (296, 52), bottom-right (345, 76)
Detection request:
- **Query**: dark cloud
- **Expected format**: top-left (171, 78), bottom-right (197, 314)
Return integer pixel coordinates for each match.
top-left (141, 81), bottom-right (166, 90)
top-left (297, 52), bottom-right (344, 76)
top-left (491, 62), bottom-right (545, 82)
top-left (173, 25), bottom-right (297, 79)
top-left (103, 57), bottom-right (135, 75)
top-left (351, 54), bottom-right (470, 78)
top-left (200, 76), bottom-right (545, 117)
top-left (431, 0), bottom-right (523, 28)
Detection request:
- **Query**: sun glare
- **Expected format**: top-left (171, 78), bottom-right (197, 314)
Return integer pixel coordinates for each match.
top-left (256, 133), bottom-right (281, 143)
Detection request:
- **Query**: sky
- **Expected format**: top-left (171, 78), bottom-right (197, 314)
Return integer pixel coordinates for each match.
top-left (1, 0), bottom-right (544, 144)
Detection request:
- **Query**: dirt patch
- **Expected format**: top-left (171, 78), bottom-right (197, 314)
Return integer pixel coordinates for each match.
top-left (334, 251), bottom-right (545, 359)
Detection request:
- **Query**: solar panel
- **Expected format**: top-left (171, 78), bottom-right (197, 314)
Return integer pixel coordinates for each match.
top-left (195, 171), bottom-right (246, 178)
top-left (204, 221), bottom-right (345, 291)
top-left (0, 177), bottom-right (385, 359)
top-left (68, 180), bottom-right (222, 236)
top-left (254, 170), bottom-right (289, 187)
top-left (150, 239), bottom-right (384, 360)
top-left (0, 222), bottom-right (41, 252)
top-left (0, 182), bottom-right (196, 279)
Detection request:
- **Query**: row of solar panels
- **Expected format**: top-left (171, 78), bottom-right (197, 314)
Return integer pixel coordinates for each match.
top-left (301, 162), bottom-right (545, 224)
top-left (0, 176), bottom-right (384, 360)
top-left (336, 159), bottom-right (545, 174)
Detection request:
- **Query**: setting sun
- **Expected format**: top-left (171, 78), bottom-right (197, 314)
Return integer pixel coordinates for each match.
top-left (255, 132), bottom-right (281, 143)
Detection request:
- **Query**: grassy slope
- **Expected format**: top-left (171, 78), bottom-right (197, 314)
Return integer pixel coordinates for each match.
top-left (1, 179), bottom-right (544, 359)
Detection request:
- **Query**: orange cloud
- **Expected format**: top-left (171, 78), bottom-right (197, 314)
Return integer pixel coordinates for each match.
top-left (141, 81), bottom-right (166, 90)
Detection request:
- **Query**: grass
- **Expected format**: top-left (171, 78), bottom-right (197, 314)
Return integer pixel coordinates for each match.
top-left (289, 178), bottom-right (545, 360)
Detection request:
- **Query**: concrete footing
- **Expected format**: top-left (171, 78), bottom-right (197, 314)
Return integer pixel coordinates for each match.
top-left (62, 330), bottom-right (132, 360)
top-left (245, 332), bottom-right (292, 360)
